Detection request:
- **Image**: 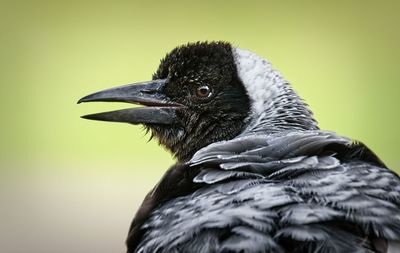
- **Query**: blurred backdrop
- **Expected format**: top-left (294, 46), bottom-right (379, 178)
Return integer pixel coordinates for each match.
top-left (1, 0), bottom-right (399, 252)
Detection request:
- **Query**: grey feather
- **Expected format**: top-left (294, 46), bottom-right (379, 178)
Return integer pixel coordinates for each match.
top-left (135, 130), bottom-right (400, 253)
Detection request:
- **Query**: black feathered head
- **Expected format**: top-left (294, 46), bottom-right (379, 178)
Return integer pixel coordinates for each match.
top-left (79, 41), bottom-right (317, 161)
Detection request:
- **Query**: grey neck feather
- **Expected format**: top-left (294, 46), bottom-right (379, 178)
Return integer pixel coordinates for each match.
top-left (232, 48), bottom-right (319, 134)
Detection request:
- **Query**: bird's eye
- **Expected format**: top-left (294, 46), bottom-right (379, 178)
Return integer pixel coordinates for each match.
top-left (196, 85), bottom-right (212, 98)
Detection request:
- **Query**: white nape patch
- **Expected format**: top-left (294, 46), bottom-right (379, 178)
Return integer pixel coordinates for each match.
top-left (233, 48), bottom-right (286, 115)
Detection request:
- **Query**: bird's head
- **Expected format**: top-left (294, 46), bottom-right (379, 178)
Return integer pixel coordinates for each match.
top-left (79, 41), bottom-right (318, 162)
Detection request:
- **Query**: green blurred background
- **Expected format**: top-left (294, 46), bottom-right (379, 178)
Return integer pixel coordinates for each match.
top-left (1, 0), bottom-right (399, 252)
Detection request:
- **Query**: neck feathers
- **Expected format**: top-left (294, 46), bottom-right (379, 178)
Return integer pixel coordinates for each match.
top-left (232, 48), bottom-right (318, 134)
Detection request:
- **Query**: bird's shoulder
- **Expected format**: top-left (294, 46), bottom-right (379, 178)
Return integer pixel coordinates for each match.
top-left (132, 130), bottom-right (400, 253)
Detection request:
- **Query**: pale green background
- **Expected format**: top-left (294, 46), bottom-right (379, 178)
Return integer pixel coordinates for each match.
top-left (0, 1), bottom-right (399, 252)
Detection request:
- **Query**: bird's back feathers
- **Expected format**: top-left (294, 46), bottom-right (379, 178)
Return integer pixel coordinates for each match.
top-left (131, 130), bottom-right (400, 253)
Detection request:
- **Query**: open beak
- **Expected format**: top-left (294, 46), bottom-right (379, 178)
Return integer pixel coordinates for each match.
top-left (78, 79), bottom-right (182, 125)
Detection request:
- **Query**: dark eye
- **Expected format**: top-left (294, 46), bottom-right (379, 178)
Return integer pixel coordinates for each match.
top-left (196, 85), bottom-right (212, 98)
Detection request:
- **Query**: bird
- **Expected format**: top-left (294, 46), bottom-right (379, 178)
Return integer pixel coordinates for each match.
top-left (78, 41), bottom-right (400, 253)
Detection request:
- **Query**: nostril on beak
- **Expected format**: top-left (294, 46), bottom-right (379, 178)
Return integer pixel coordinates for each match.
top-left (142, 89), bottom-right (156, 94)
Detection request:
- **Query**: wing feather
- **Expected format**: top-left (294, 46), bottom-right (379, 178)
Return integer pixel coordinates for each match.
top-left (134, 131), bottom-right (400, 253)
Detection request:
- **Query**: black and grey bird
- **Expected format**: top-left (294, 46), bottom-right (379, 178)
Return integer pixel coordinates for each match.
top-left (79, 41), bottom-right (400, 253)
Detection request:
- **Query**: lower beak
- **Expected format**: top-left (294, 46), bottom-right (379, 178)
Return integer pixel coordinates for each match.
top-left (78, 79), bottom-right (182, 125)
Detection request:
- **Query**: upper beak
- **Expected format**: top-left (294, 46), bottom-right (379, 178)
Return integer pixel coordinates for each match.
top-left (78, 79), bottom-right (182, 125)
